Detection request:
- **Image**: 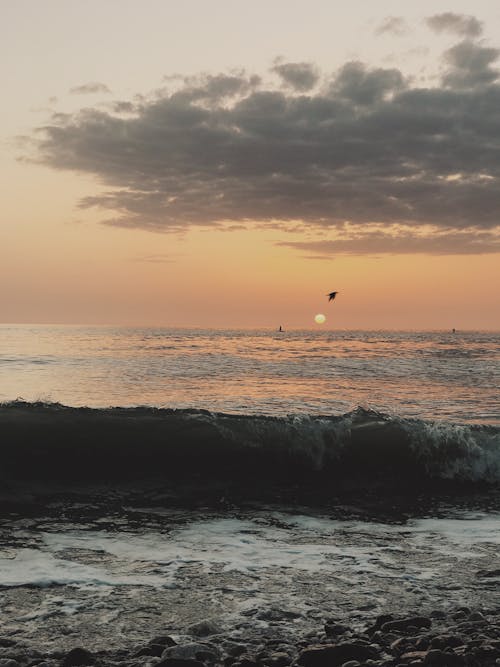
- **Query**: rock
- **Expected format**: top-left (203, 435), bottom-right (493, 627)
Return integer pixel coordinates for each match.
top-left (400, 650), bottom-right (428, 661)
top-left (151, 636), bottom-right (178, 647)
top-left (468, 611), bottom-right (486, 622)
top-left (340, 662), bottom-right (361, 667)
top-left (162, 643), bottom-right (219, 663)
top-left (366, 615), bottom-right (394, 634)
top-left (0, 642), bottom-right (17, 649)
top-left (381, 617), bottom-right (432, 633)
top-left (188, 621), bottom-right (223, 637)
top-left (0, 660), bottom-right (19, 667)
top-left (257, 609), bottom-right (301, 621)
top-left (429, 636), bottom-right (463, 650)
top-left (325, 623), bottom-right (349, 637)
top-left (61, 648), bottom-right (95, 667)
top-left (265, 652), bottom-right (290, 667)
top-left (233, 660), bottom-right (260, 667)
top-left (476, 569), bottom-right (500, 578)
top-left (134, 644), bottom-right (166, 657)
top-left (298, 643), bottom-right (378, 667)
top-left (223, 643), bottom-right (248, 658)
top-left (156, 660), bottom-right (205, 667)
top-left (415, 637), bottom-right (429, 651)
top-left (390, 638), bottom-right (409, 653)
top-left (430, 611), bottom-right (447, 620)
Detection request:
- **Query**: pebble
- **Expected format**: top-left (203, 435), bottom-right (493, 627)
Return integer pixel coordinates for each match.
top-left (2, 606), bottom-right (499, 667)
top-left (61, 648), bottom-right (95, 666)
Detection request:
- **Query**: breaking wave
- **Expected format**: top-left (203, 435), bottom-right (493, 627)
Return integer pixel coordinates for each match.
top-left (0, 401), bottom-right (499, 490)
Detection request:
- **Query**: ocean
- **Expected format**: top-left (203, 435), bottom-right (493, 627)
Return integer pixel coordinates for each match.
top-left (0, 325), bottom-right (499, 663)
top-left (1, 325), bottom-right (498, 421)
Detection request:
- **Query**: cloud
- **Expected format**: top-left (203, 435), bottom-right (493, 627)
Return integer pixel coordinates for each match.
top-left (278, 227), bottom-right (500, 256)
top-left (330, 61), bottom-right (405, 104)
top-left (375, 17), bottom-right (408, 36)
top-left (426, 13), bottom-right (483, 38)
top-left (272, 61), bottom-right (319, 91)
top-left (30, 41), bottom-right (500, 254)
top-left (442, 40), bottom-right (499, 88)
top-left (70, 82), bottom-right (111, 95)
top-left (132, 253), bottom-right (178, 263)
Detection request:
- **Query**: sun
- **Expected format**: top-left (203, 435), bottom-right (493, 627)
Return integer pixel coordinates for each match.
top-left (314, 313), bottom-right (326, 324)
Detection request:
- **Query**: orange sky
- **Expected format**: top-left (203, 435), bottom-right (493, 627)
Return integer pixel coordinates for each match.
top-left (2, 1), bottom-right (499, 329)
top-left (3, 206), bottom-right (499, 328)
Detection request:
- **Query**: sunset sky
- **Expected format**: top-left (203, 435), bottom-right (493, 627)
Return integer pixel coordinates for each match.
top-left (2, 0), bottom-right (499, 329)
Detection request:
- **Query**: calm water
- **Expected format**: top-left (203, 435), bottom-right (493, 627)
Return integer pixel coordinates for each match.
top-left (0, 325), bottom-right (498, 424)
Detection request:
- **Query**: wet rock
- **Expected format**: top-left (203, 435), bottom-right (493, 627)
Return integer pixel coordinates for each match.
top-left (151, 637), bottom-right (178, 647)
top-left (232, 659), bottom-right (260, 667)
top-left (381, 617), bottom-right (432, 633)
top-left (162, 643), bottom-right (219, 664)
top-left (415, 637), bottom-right (430, 651)
top-left (257, 609), bottom-right (301, 622)
top-left (0, 642), bottom-right (17, 650)
top-left (222, 643), bottom-right (248, 658)
top-left (298, 642), bottom-right (378, 667)
top-left (429, 636), bottom-right (463, 650)
top-left (430, 611), bottom-right (447, 620)
top-left (134, 644), bottom-right (166, 657)
top-left (366, 615), bottom-right (394, 634)
top-left (426, 648), bottom-right (462, 665)
top-left (188, 621), bottom-right (223, 637)
top-left (61, 648), bottom-right (95, 667)
top-left (476, 569), bottom-right (500, 578)
top-left (0, 660), bottom-right (20, 667)
top-left (400, 650), bottom-right (428, 661)
top-left (468, 611), bottom-right (486, 622)
top-left (156, 660), bottom-right (205, 667)
top-left (324, 623), bottom-right (349, 638)
top-left (264, 652), bottom-right (290, 667)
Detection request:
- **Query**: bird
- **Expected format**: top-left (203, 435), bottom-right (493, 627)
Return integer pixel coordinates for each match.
top-left (326, 291), bottom-right (338, 302)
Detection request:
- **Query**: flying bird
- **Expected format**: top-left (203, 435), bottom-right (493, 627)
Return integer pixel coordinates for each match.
top-left (327, 291), bottom-right (338, 302)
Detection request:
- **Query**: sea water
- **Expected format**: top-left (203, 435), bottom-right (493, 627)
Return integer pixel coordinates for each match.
top-left (0, 325), bottom-right (499, 652)
top-left (0, 325), bottom-right (498, 423)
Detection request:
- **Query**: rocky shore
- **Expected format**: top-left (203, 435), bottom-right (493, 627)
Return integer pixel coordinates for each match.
top-left (1, 607), bottom-right (499, 667)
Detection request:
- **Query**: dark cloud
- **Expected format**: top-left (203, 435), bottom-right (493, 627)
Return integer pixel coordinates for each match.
top-left (426, 13), bottom-right (483, 38)
top-left (31, 44), bottom-right (500, 254)
top-left (375, 17), bottom-right (408, 36)
top-left (331, 61), bottom-right (405, 104)
top-left (70, 82), bottom-right (111, 95)
top-left (442, 40), bottom-right (499, 88)
top-left (272, 61), bottom-right (319, 91)
top-left (279, 228), bottom-right (500, 256)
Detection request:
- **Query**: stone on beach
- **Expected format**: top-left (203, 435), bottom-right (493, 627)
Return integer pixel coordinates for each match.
top-left (188, 621), bottom-right (224, 637)
top-left (61, 648), bottom-right (95, 666)
top-left (298, 642), bottom-right (378, 667)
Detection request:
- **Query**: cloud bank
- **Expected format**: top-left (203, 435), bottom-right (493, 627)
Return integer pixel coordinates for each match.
top-left (31, 23), bottom-right (500, 255)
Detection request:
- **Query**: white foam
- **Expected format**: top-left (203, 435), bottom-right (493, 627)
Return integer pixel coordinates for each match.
top-left (1, 512), bottom-right (498, 591)
top-left (411, 515), bottom-right (500, 545)
top-left (0, 548), bottom-right (169, 588)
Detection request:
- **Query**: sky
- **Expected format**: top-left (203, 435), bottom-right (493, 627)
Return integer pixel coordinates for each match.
top-left (2, 0), bottom-right (500, 329)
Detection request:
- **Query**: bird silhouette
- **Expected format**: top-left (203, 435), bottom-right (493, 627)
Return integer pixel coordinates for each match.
top-left (327, 291), bottom-right (338, 302)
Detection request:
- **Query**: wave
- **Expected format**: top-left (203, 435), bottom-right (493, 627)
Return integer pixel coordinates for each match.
top-left (0, 401), bottom-right (498, 491)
